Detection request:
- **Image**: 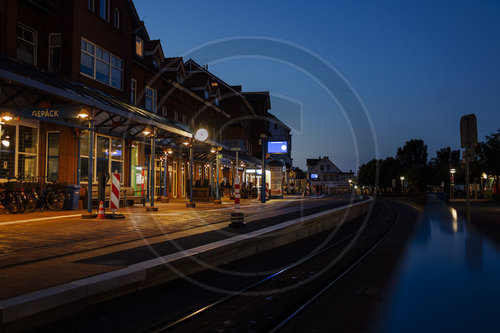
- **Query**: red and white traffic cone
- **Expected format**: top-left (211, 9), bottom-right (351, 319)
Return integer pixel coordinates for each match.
top-left (97, 201), bottom-right (105, 219)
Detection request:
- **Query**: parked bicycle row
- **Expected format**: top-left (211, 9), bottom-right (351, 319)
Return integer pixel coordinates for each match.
top-left (0, 175), bottom-right (70, 214)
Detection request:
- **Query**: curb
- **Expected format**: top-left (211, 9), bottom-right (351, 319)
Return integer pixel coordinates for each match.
top-left (0, 197), bottom-right (372, 332)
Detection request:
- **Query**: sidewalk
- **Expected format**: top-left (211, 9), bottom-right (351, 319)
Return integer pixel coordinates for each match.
top-left (0, 195), bottom-right (345, 299)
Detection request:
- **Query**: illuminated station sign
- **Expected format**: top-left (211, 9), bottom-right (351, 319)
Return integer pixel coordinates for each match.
top-left (267, 141), bottom-right (288, 154)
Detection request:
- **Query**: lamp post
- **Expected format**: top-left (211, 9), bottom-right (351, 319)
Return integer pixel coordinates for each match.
top-left (481, 172), bottom-right (487, 196)
top-left (400, 176), bottom-right (405, 195)
top-left (450, 168), bottom-right (456, 199)
top-left (145, 127), bottom-right (159, 212)
top-left (261, 134), bottom-right (267, 203)
top-left (77, 109), bottom-right (97, 218)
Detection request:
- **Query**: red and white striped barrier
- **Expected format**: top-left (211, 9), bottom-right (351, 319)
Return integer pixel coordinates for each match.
top-left (110, 173), bottom-right (120, 212)
top-left (234, 175), bottom-right (240, 209)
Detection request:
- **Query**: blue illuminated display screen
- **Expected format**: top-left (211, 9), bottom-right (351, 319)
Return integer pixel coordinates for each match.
top-left (267, 141), bottom-right (288, 154)
top-left (311, 174), bottom-right (318, 179)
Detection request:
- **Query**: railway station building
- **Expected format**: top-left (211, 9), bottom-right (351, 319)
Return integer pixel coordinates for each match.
top-left (0, 0), bottom-right (289, 210)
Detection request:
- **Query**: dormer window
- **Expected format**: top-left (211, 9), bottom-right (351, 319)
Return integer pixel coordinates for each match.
top-left (152, 57), bottom-right (159, 68)
top-left (215, 97), bottom-right (219, 106)
top-left (135, 37), bottom-right (144, 57)
top-left (204, 90), bottom-right (209, 99)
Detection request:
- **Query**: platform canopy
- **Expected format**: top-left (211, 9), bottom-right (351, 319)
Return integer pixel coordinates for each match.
top-left (0, 55), bottom-right (192, 145)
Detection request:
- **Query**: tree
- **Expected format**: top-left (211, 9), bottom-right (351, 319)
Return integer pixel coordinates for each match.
top-left (357, 159), bottom-right (378, 186)
top-left (396, 139), bottom-right (428, 169)
top-left (396, 139), bottom-right (429, 190)
top-left (476, 129), bottom-right (500, 176)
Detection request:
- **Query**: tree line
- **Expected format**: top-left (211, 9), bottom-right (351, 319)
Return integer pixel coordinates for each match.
top-left (357, 129), bottom-right (500, 193)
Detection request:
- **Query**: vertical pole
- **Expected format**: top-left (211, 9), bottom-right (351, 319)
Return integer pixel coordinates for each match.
top-left (77, 134), bottom-right (81, 185)
top-left (189, 144), bottom-right (194, 203)
top-left (235, 151), bottom-right (239, 190)
top-left (216, 153), bottom-right (220, 200)
top-left (163, 154), bottom-right (167, 198)
top-left (210, 158), bottom-right (214, 197)
top-left (87, 118), bottom-right (94, 213)
top-left (466, 157), bottom-right (470, 224)
top-left (146, 160), bottom-right (150, 203)
top-left (150, 131), bottom-right (155, 207)
top-left (261, 138), bottom-right (266, 203)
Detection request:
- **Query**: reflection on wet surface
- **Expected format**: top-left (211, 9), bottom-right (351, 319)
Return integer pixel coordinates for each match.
top-left (376, 196), bottom-right (500, 333)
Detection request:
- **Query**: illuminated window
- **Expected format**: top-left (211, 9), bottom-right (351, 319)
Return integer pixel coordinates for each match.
top-left (135, 37), bottom-right (144, 57)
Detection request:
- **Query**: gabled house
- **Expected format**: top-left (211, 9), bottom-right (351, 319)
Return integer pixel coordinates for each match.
top-left (307, 156), bottom-right (354, 194)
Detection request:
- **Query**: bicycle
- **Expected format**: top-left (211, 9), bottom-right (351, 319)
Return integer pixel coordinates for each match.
top-left (0, 174), bottom-right (25, 214)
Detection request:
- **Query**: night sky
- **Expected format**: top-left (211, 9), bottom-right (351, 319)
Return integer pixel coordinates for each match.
top-left (135, 0), bottom-right (500, 172)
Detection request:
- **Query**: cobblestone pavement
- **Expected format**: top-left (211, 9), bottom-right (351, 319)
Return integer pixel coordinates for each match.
top-left (0, 195), bottom-right (349, 300)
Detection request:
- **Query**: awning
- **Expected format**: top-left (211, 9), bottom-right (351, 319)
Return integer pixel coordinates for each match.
top-left (0, 55), bottom-right (192, 142)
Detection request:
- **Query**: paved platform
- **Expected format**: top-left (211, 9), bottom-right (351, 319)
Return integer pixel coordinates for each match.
top-left (0, 194), bottom-right (353, 300)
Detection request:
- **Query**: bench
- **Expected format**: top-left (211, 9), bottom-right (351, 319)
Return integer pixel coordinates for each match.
top-left (80, 186), bottom-right (147, 208)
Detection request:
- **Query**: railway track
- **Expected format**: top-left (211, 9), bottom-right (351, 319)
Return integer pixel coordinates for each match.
top-left (145, 200), bottom-right (394, 333)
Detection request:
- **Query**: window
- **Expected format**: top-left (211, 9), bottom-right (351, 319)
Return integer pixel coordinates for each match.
top-left (99, 0), bottom-right (109, 21)
top-left (80, 132), bottom-right (123, 182)
top-left (47, 132), bottom-right (59, 182)
top-left (174, 111), bottom-right (178, 121)
top-left (145, 86), bottom-right (157, 112)
top-left (153, 57), bottom-right (159, 68)
top-left (182, 115), bottom-right (187, 124)
top-left (130, 79), bottom-right (137, 105)
top-left (320, 165), bottom-right (324, 171)
top-left (0, 123), bottom-right (39, 180)
top-left (17, 24), bottom-right (37, 65)
top-left (327, 165), bottom-right (330, 171)
top-left (215, 97), bottom-right (219, 106)
top-left (113, 7), bottom-right (120, 29)
top-left (0, 124), bottom-right (16, 178)
top-left (204, 90), bottom-right (209, 99)
top-left (80, 38), bottom-right (123, 89)
top-left (274, 124), bottom-right (278, 130)
top-left (49, 33), bottom-right (62, 71)
top-left (88, 0), bottom-right (95, 11)
top-left (135, 37), bottom-right (144, 57)
top-left (18, 126), bottom-right (37, 179)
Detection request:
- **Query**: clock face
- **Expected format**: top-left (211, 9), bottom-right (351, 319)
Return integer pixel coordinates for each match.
top-left (195, 128), bottom-right (208, 141)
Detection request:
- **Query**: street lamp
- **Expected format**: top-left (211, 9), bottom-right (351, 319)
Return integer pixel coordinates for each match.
top-left (450, 168), bottom-right (456, 199)
top-left (481, 172), bottom-right (488, 196)
top-left (400, 176), bottom-right (405, 194)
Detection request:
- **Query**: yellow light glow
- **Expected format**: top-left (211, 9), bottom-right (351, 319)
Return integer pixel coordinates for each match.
top-left (143, 130), bottom-right (151, 136)
top-left (1, 115), bottom-right (13, 121)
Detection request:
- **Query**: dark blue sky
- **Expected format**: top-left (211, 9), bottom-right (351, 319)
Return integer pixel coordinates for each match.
top-left (135, 0), bottom-right (500, 171)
